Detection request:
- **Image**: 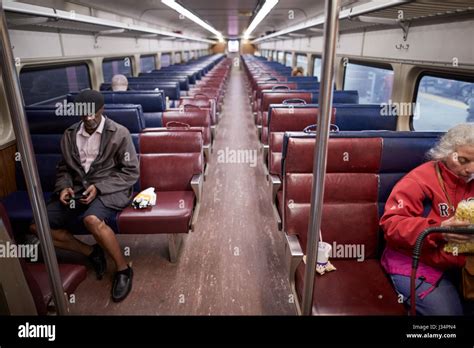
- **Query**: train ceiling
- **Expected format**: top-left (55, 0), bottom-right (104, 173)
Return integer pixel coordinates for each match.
top-left (3, 0), bottom-right (474, 44)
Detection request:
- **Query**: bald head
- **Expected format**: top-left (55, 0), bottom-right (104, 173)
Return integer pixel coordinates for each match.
top-left (111, 74), bottom-right (129, 91)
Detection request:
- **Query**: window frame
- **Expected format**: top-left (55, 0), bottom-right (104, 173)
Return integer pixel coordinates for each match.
top-left (296, 53), bottom-right (308, 75)
top-left (161, 52), bottom-right (172, 67)
top-left (312, 55), bottom-right (322, 79)
top-left (411, 71), bottom-right (474, 131)
top-left (102, 56), bottom-right (133, 83)
top-left (285, 52), bottom-right (293, 67)
top-left (19, 61), bottom-right (92, 106)
top-left (140, 54), bottom-right (157, 73)
top-left (342, 59), bottom-right (393, 90)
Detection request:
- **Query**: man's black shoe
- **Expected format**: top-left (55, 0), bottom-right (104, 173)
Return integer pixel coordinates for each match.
top-left (88, 244), bottom-right (106, 280)
top-left (112, 266), bottom-right (133, 302)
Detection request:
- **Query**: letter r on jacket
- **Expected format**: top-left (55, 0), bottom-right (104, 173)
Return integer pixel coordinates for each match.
top-left (438, 203), bottom-right (450, 217)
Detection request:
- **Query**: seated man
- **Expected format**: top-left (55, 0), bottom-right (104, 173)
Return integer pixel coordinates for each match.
top-left (380, 123), bottom-right (474, 315)
top-left (111, 74), bottom-right (129, 91)
top-left (30, 90), bottom-right (139, 302)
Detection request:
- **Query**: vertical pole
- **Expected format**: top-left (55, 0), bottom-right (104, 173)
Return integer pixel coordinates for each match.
top-left (301, 0), bottom-right (340, 316)
top-left (0, 0), bottom-right (68, 315)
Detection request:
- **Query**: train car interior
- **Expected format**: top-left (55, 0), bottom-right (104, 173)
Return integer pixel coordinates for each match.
top-left (0, 0), bottom-right (473, 322)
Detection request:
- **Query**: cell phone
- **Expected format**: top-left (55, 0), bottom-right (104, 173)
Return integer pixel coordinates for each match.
top-left (70, 190), bottom-right (86, 201)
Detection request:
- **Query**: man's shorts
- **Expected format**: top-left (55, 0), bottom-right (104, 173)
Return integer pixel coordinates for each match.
top-left (45, 198), bottom-right (119, 234)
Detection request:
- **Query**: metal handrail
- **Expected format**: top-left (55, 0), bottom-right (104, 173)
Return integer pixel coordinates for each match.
top-left (0, 0), bottom-right (68, 315)
top-left (301, 0), bottom-right (341, 316)
top-left (410, 226), bottom-right (474, 316)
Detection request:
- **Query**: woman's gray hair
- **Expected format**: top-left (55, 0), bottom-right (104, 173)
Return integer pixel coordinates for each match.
top-left (428, 123), bottom-right (474, 160)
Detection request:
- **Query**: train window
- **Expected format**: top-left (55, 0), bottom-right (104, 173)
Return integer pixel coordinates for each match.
top-left (161, 53), bottom-right (172, 67)
top-left (343, 62), bottom-right (394, 104)
top-left (102, 57), bottom-right (132, 83)
top-left (183, 51), bottom-right (189, 62)
top-left (272, 51), bottom-right (277, 61)
top-left (278, 51), bottom-right (284, 64)
top-left (312, 57), bottom-right (321, 80)
top-left (140, 55), bottom-right (156, 73)
top-left (20, 63), bottom-right (91, 106)
top-left (175, 52), bottom-right (182, 64)
top-left (296, 54), bottom-right (308, 75)
top-left (285, 53), bottom-right (292, 67)
top-left (413, 74), bottom-right (474, 131)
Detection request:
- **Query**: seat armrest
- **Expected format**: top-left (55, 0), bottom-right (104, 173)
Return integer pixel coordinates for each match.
top-left (190, 174), bottom-right (203, 230)
top-left (285, 233), bottom-right (304, 315)
top-left (269, 174), bottom-right (281, 201)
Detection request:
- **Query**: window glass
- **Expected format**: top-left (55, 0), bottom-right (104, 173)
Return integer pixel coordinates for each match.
top-left (272, 51), bottom-right (278, 61)
top-left (285, 53), bottom-right (292, 67)
top-left (183, 51), bottom-right (189, 62)
top-left (312, 57), bottom-right (321, 81)
top-left (175, 52), bottom-right (182, 64)
top-left (102, 57), bottom-right (132, 83)
top-left (161, 53), bottom-right (171, 67)
top-left (140, 55), bottom-right (156, 73)
top-left (343, 62), bottom-right (394, 104)
top-left (296, 54), bottom-right (308, 76)
top-left (414, 75), bottom-right (474, 131)
top-left (20, 63), bottom-right (91, 105)
top-left (278, 51), bottom-right (284, 64)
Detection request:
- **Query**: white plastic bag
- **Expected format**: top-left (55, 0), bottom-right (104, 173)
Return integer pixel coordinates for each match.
top-left (132, 187), bottom-right (156, 209)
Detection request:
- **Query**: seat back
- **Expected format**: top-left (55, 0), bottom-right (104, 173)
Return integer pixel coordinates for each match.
top-left (162, 109), bottom-right (211, 146)
top-left (139, 131), bottom-right (203, 191)
top-left (68, 91), bottom-right (166, 113)
top-left (268, 108), bottom-right (336, 176)
top-left (281, 131), bottom-right (443, 258)
top-left (100, 82), bottom-right (180, 100)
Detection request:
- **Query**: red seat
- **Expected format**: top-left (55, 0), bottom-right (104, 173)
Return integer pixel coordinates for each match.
top-left (179, 97), bottom-right (217, 126)
top-left (282, 135), bottom-right (406, 315)
top-left (0, 203), bottom-right (86, 315)
top-left (26, 263), bottom-right (87, 314)
top-left (295, 260), bottom-right (406, 315)
top-left (118, 191), bottom-right (195, 234)
top-left (118, 130), bottom-right (204, 262)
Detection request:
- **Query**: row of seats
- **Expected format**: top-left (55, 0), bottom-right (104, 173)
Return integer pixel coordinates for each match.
top-left (1, 55), bottom-right (232, 315)
top-left (241, 55), bottom-right (434, 316)
top-left (281, 131), bottom-right (443, 315)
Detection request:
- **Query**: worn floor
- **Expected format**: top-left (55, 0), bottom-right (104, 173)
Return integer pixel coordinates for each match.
top-left (68, 65), bottom-right (296, 315)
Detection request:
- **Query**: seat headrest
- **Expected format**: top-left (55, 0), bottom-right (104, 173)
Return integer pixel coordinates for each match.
top-left (139, 130), bottom-right (203, 154)
top-left (69, 91), bottom-right (165, 113)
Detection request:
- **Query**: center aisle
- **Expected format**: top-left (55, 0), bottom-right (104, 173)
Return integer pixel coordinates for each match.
top-left (70, 63), bottom-right (296, 315)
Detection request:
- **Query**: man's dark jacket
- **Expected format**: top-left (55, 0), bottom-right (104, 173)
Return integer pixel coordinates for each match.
top-left (54, 117), bottom-right (139, 210)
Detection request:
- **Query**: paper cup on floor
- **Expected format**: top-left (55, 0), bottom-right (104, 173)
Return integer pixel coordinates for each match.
top-left (317, 242), bottom-right (332, 265)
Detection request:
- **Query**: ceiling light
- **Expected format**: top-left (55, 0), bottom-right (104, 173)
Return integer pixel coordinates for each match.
top-left (243, 0), bottom-right (278, 40)
top-left (288, 33), bottom-right (306, 37)
top-left (161, 0), bottom-right (223, 40)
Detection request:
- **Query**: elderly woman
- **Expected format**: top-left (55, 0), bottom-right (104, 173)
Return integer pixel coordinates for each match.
top-left (380, 123), bottom-right (474, 315)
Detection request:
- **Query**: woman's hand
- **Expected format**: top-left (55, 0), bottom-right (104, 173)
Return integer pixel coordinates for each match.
top-left (441, 216), bottom-right (472, 243)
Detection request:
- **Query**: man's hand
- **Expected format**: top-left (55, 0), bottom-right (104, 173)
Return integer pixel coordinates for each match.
top-left (59, 188), bottom-right (74, 206)
top-left (441, 216), bottom-right (472, 243)
top-left (79, 185), bottom-right (97, 205)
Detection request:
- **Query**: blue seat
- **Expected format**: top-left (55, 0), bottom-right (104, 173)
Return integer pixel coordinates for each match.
top-left (68, 91), bottom-right (164, 128)
top-left (129, 76), bottom-right (189, 91)
top-left (100, 82), bottom-right (180, 101)
top-left (26, 104), bottom-right (144, 150)
top-left (267, 104), bottom-right (397, 132)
